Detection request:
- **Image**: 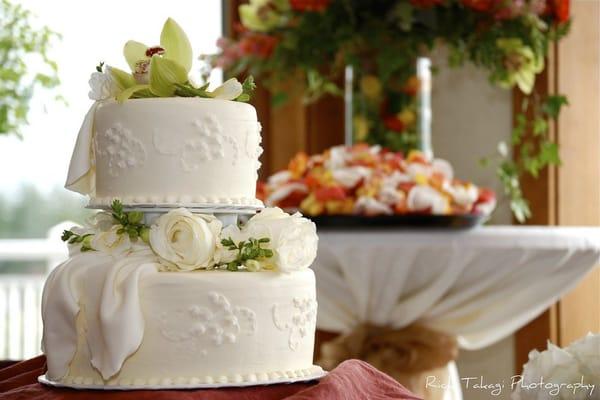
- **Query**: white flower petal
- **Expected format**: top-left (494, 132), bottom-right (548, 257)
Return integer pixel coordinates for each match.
top-left (210, 78), bottom-right (243, 100)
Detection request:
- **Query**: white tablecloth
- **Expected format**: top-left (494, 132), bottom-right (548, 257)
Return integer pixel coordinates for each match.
top-left (313, 226), bottom-right (600, 398)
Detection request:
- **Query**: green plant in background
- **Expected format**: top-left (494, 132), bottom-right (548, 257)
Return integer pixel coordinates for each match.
top-left (0, 0), bottom-right (60, 137)
top-left (213, 0), bottom-right (571, 222)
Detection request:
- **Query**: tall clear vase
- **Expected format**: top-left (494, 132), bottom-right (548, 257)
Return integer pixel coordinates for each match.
top-left (344, 57), bottom-right (433, 158)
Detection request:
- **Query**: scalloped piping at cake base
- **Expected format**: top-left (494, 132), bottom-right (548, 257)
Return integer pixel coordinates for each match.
top-left (88, 196), bottom-right (264, 209)
top-left (39, 365), bottom-right (325, 390)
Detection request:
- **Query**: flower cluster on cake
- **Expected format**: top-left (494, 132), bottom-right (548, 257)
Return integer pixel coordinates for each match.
top-left (40, 18), bottom-right (324, 390)
top-left (259, 144), bottom-right (496, 217)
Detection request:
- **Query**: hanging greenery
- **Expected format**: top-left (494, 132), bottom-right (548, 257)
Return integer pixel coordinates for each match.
top-left (211, 0), bottom-right (570, 222)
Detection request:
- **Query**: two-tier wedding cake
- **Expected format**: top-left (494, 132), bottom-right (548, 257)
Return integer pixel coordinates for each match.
top-left (40, 18), bottom-right (323, 389)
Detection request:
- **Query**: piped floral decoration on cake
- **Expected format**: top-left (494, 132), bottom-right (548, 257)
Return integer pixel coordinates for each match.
top-left (61, 200), bottom-right (317, 273)
top-left (88, 18), bottom-right (256, 103)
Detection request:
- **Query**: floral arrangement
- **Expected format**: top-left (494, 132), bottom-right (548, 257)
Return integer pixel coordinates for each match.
top-left (512, 333), bottom-right (600, 399)
top-left (258, 144), bottom-right (496, 216)
top-left (62, 200), bottom-right (318, 273)
top-left (88, 18), bottom-right (256, 103)
top-left (212, 0), bottom-right (570, 221)
top-left (1, 0), bottom-right (60, 137)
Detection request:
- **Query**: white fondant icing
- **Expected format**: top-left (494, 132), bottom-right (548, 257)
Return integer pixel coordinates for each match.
top-left (42, 249), bottom-right (160, 380)
top-left (43, 265), bottom-right (317, 385)
top-left (88, 98), bottom-right (262, 207)
top-left (272, 297), bottom-right (317, 351)
top-left (95, 123), bottom-right (146, 177)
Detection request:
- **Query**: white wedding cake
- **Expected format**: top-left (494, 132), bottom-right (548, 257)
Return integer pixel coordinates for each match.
top-left (40, 19), bottom-right (323, 389)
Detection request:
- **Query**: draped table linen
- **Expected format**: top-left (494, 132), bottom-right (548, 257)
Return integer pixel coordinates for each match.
top-left (313, 226), bottom-right (600, 399)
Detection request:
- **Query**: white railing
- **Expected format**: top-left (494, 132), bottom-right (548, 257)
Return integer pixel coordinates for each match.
top-left (0, 223), bottom-right (71, 360)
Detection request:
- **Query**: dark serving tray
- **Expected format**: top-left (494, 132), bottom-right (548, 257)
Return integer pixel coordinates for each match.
top-left (309, 213), bottom-right (488, 229)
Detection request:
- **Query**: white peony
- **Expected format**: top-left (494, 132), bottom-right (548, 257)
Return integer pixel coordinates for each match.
top-left (149, 208), bottom-right (222, 271)
top-left (512, 337), bottom-right (600, 400)
top-left (243, 207), bottom-right (318, 272)
top-left (90, 225), bottom-right (132, 256)
top-left (88, 69), bottom-right (119, 101)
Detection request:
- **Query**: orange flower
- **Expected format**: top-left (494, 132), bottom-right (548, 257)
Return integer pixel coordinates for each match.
top-left (402, 76), bottom-right (421, 96)
top-left (288, 152), bottom-right (309, 178)
top-left (300, 193), bottom-right (325, 216)
top-left (325, 198), bottom-right (355, 215)
top-left (314, 186), bottom-right (347, 202)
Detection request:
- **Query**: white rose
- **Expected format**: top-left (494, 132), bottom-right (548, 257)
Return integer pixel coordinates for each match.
top-left (88, 68), bottom-right (119, 101)
top-left (91, 225), bottom-right (132, 256)
top-left (149, 208), bottom-right (222, 271)
top-left (244, 207), bottom-right (318, 272)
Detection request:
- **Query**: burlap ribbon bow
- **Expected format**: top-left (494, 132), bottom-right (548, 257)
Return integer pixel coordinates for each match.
top-left (318, 324), bottom-right (459, 399)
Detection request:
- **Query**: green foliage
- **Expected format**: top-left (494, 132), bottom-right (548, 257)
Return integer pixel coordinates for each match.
top-left (235, 75), bottom-right (257, 102)
top-left (0, 0), bottom-right (60, 137)
top-left (217, 0), bottom-right (571, 222)
top-left (219, 237), bottom-right (273, 271)
top-left (61, 230), bottom-right (94, 252)
top-left (481, 94), bottom-right (568, 222)
top-left (110, 199), bottom-right (150, 242)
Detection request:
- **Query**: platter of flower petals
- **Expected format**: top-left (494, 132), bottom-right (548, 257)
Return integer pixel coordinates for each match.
top-left (257, 144), bottom-right (496, 229)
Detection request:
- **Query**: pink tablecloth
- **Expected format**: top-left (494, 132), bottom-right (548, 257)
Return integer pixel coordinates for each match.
top-left (0, 356), bottom-right (421, 400)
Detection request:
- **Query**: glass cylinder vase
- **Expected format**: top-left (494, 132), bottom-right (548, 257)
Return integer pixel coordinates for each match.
top-left (345, 57), bottom-right (433, 158)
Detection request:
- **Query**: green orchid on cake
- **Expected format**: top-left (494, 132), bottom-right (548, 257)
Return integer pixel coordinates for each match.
top-left (88, 18), bottom-right (255, 103)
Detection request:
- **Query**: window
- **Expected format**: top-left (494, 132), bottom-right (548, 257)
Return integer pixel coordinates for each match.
top-left (0, 0), bottom-right (223, 360)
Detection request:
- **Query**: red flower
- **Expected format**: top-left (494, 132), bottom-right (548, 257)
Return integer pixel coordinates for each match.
top-left (461, 0), bottom-right (495, 12)
top-left (383, 116), bottom-right (406, 133)
top-left (314, 186), bottom-right (346, 202)
top-left (410, 0), bottom-right (444, 8)
top-left (239, 33), bottom-right (278, 58)
top-left (551, 0), bottom-right (570, 22)
top-left (289, 0), bottom-right (330, 12)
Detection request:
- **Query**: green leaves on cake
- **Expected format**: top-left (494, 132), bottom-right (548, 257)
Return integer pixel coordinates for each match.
top-left (87, 18), bottom-right (256, 103)
top-left (61, 230), bottom-right (94, 252)
top-left (219, 237), bottom-right (274, 272)
top-left (61, 199), bottom-right (151, 254)
top-left (59, 202), bottom-right (318, 273)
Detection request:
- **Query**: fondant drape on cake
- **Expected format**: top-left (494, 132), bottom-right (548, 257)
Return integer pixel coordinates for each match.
top-left (64, 102), bottom-right (99, 196)
top-left (42, 249), bottom-right (159, 380)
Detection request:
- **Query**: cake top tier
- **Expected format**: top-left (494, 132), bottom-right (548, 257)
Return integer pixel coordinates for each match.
top-left (64, 18), bottom-right (262, 210)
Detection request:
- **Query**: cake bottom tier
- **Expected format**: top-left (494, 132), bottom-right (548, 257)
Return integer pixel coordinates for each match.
top-left (59, 269), bottom-right (320, 386)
